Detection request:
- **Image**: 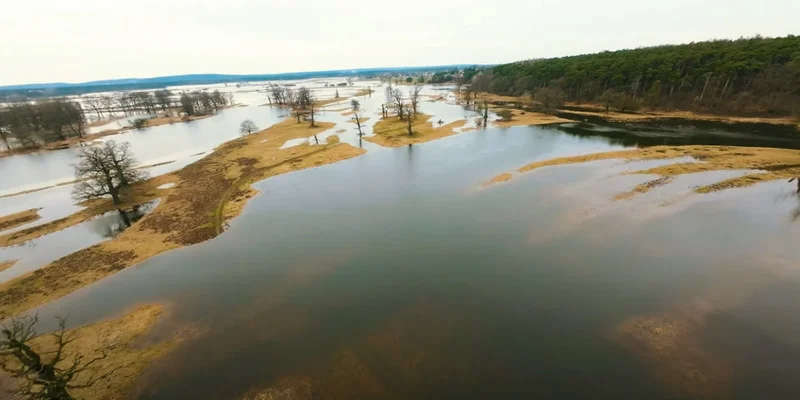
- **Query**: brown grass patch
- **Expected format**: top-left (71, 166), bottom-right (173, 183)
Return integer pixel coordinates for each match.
top-left (0, 304), bottom-right (190, 400)
top-left (0, 118), bottom-right (366, 318)
top-left (366, 114), bottom-right (467, 147)
top-left (565, 103), bottom-right (800, 128)
top-left (490, 108), bottom-right (570, 128)
top-left (484, 172), bottom-right (513, 187)
top-left (0, 174), bottom-right (175, 248)
top-left (0, 260), bottom-right (17, 272)
top-left (613, 176), bottom-right (674, 200)
top-left (0, 208), bottom-right (41, 232)
top-left (482, 146), bottom-right (800, 199)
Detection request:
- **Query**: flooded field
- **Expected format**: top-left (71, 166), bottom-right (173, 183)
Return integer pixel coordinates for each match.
top-left (23, 120), bottom-right (800, 399)
top-left (2, 80), bottom-right (800, 399)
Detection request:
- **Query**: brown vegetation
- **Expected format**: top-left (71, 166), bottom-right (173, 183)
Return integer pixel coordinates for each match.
top-left (0, 260), bottom-right (16, 272)
top-left (366, 114), bottom-right (468, 147)
top-left (483, 145), bottom-right (800, 199)
top-left (0, 208), bottom-right (41, 232)
top-left (0, 304), bottom-right (189, 400)
top-left (0, 118), bottom-right (365, 318)
top-left (488, 107), bottom-right (570, 128)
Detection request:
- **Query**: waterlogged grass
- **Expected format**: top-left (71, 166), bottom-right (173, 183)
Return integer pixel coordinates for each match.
top-left (366, 114), bottom-right (469, 147)
top-left (484, 145), bottom-right (800, 199)
top-left (0, 118), bottom-right (365, 319)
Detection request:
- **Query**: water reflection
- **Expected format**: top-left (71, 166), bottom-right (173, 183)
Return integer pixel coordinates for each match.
top-left (22, 122), bottom-right (800, 399)
top-left (0, 200), bottom-right (159, 283)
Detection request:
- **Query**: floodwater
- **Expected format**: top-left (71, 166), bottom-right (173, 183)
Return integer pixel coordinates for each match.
top-left (0, 200), bottom-right (159, 283)
top-left (28, 117), bottom-right (800, 399)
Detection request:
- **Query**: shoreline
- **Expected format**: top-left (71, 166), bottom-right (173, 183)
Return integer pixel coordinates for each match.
top-left (482, 145), bottom-right (800, 200)
top-left (473, 92), bottom-right (800, 131)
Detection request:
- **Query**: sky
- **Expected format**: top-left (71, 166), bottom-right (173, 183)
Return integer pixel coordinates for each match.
top-left (1, 0), bottom-right (798, 86)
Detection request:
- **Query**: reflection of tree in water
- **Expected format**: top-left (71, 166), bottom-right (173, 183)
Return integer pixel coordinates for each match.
top-left (775, 183), bottom-right (800, 222)
top-left (88, 200), bottom-right (159, 238)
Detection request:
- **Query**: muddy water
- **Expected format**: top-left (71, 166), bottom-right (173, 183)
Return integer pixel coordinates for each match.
top-left (26, 120), bottom-right (800, 399)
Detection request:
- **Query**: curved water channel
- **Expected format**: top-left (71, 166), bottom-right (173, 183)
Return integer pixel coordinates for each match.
top-left (3, 82), bottom-right (800, 398)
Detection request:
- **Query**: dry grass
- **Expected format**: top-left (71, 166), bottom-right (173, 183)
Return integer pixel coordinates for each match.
top-left (565, 103), bottom-right (800, 128)
top-left (0, 260), bottom-right (17, 272)
top-left (0, 174), bottom-right (175, 248)
top-left (0, 304), bottom-right (189, 400)
top-left (489, 108), bottom-right (570, 128)
top-left (483, 145), bottom-right (800, 199)
top-left (0, 208), bottom-right (41, 232)
top-left (366, 114), bottom-right (468, 147)
top-left (613, 176), bottom-right (674, 200)
top-left (0, 118), bottom-right (366, 318)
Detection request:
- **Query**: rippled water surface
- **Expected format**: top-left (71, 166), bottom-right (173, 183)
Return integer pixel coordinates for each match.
top-left (26, 117), bottom-right (800, 399)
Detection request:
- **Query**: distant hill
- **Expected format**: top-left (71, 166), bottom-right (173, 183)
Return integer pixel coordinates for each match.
top-left (0, 65), bottom-right (485, 98)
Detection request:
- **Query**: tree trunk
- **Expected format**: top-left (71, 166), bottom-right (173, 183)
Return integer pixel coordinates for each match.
top-left (118, 208), bottom-right (132, 227)
top-left (700, 73), bottom-right (712, 101)
top-left (314, 135), bottom-right (319, 144)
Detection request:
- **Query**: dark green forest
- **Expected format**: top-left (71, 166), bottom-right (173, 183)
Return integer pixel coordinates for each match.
top-left (472, 36), bottom-right (800, 116)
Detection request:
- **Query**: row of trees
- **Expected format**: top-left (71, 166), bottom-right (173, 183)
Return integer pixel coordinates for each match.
top-left (472, 35), bottom-right (800, 116)
top-left (179, 90), bottom-right (230, 116)
top-left (0, 99), bottom-right (86, 149)
top-left (382, 84), bottom-right (422, 121)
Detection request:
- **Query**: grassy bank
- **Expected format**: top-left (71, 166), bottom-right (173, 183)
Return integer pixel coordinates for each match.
top-left (0, 118), bottom-right (365, 318)
top-left (0, 304), bottom-right (189, 400)
top-left (483, 145), bottom-right (800, 199)
top-left (366, 114), bottom-right (469, 147)
top-left (0, 208), bottom-right (41, 232)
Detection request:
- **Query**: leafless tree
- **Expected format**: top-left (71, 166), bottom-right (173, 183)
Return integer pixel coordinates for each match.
top-left (153, 90), bottom-right (173, 112)
top-left (409, 85), bottom-right (423, 115)
top-left (84, 97), bottom-right (105, 120)
top-left (0, 314), bottom-right (123, 400)
top-left (391, 88), bottom-right (405, 120)
top-left (405, 107), bottom-right (414, 136)
top-left (73, 141), bottom-right (147, 224)
top-left (351, 99), bottom-right (364, 137)
top-left (481, 101), bottom-right (490, 127)
top-left (239, 119), bottom-right (259, 135)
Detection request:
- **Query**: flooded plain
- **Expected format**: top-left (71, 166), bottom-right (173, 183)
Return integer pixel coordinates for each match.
top-left (24, 116), bottom-right (800, 399)
top-left (3, 80), bottom-right (800, 399)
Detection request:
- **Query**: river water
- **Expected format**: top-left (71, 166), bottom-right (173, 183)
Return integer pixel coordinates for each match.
top-left (25, 115), bottom-right (800, 399)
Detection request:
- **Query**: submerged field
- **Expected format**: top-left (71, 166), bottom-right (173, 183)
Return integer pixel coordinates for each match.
top-left (1, 81), bottom-right (800, 399)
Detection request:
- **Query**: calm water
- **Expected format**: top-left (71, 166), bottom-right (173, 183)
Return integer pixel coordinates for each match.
top-left (29, 122), bottom-right (800, 399)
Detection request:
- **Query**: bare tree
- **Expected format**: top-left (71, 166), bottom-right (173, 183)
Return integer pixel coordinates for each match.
top-left (73, 141), bottom-right (147, 225)
top-left (409, 85), bottom-right (423, 115)
top-left (84, 97), bottom-right (105, 120)
top-left (481, 101), bottom-right (490, 127)
top-left (351, 99), bottom-right (364, 137)
top-left (153, 90), bottom-right (173, 112)
top-left (239, 120), bottom-right (259, 135)
top-left (405, 107), bottom-right (414, 136)
top-left (0, 314), bottom-right (123, 400)
top-left (391, 88), bottom-right (405, 120)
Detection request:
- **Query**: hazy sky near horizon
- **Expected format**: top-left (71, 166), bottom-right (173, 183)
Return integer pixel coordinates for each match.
top-left (1, 0), bottom-right (797, 86)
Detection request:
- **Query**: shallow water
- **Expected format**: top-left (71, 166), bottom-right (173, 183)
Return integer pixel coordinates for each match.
top-left (0, 200), bottom-right (159, 282)
top-left (28, 120), bottom-right (800, 399)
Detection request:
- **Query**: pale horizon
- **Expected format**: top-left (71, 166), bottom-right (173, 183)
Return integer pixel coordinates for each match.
top-left (2, 0), bottom-right (798, 86)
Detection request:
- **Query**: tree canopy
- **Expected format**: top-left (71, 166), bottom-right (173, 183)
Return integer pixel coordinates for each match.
top-left (473, 35), bottom-right (800, 116)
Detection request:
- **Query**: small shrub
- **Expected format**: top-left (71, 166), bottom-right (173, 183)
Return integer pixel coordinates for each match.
top-left (497, 109), bottom-right (514, 122)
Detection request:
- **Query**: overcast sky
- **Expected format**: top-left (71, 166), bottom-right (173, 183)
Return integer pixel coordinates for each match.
top-left (1, 0), bottom-right (797, 85)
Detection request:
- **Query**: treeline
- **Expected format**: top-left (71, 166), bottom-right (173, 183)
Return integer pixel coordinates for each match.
top-left (472, 35), bottom-right (800, 116)
top-left (0, 99), bottom-right (85, 149)
top-left (179, 90), bottom-right (231, 116)
top-left (0, 89), bottom-right (231, 152)
top-left (428, 67), bottom-right (480, 84)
